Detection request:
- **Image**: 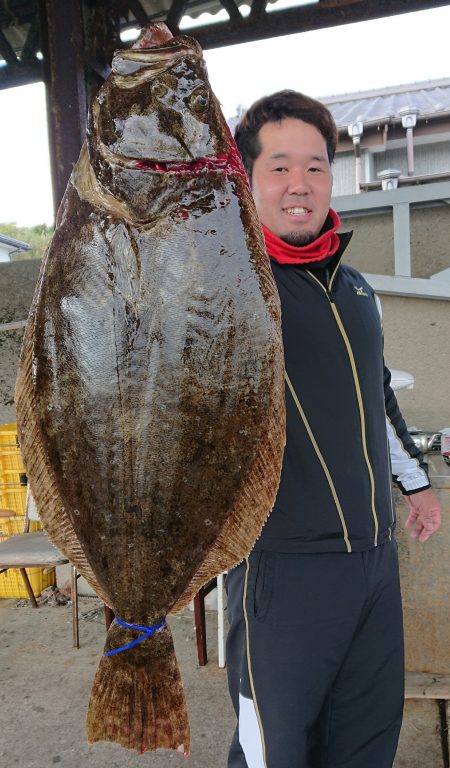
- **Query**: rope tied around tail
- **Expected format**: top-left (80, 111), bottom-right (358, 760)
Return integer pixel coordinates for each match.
top-left (104, 616), bottom-right (166, 656)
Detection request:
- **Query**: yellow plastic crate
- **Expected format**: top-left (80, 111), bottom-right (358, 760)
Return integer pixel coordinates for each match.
top-left (0, 567), bottom-right (55, 599)
top-left (0, 487), bottom-right (27, 515)
top-left (0, 424), bottom-right (26, 512)
top-left (0, 468), bottom-right (27, 486)
top-left (0, 451), bottom-right (25, 472)
top-left (0, 516), bottom-right (41, 540)
top-left (0, 517), bottom-right (54, 598)
top-left (0, 423), bottom-right (20, 448)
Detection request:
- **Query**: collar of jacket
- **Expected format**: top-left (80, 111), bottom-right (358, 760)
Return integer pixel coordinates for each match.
top-left (305, 230), bottom-right (353, 274)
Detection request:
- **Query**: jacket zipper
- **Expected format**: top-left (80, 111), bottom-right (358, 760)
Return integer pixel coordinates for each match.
top-left (306, 267), bottom-right (379, 547)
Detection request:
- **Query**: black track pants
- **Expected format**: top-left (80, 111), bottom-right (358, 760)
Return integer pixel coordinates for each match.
top-left (226, 540), bottom-right (404, 768)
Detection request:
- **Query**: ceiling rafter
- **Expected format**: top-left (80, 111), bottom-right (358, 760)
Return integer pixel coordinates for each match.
top-left (126, 0), bottom-right (150, 27)
top-left (0, 28), bottom-right (18, 64)
top-left (250, 0), bottom-right (268, 20)
top-left (166, 0), bottom-right (189, 31)
top-left (20, 17), bottom-right (39, 62)
top-left (217, 0), bottom-right (242, 23)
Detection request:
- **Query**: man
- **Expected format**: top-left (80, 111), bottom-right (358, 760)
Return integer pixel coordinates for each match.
top-left (226, 90), bottom-right (441, 768)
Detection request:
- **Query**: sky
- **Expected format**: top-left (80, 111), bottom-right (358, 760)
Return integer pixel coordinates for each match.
top-left (1, 5), bottom-right (450, 227)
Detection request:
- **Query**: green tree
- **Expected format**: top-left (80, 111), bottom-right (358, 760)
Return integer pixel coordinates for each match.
top-left (0, 222), bottom-right (54, 261)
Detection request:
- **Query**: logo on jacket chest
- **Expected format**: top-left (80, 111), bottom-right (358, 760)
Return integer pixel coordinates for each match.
top-left (354, 285), bottom-right (368, 297)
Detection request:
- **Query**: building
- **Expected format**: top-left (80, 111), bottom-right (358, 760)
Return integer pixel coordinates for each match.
top-left (326, 77), bottom-right (450, 196)
top-left (327, 78), bottom-right (450, 301)
top-left (329, 79), bottom-right (450, 429)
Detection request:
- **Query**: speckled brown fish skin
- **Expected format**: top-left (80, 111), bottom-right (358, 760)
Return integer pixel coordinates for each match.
top-left (15, 24), bottom-right (285, 755)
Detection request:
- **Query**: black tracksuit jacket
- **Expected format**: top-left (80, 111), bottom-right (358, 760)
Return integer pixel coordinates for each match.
top-left (255, 232), bottom-right (429, 555)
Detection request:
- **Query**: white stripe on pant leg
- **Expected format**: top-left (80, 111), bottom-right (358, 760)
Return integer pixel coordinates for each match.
top-left (239, 693), bottom-right (265, 768)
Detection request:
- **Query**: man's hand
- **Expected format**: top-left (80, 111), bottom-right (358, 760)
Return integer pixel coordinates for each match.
top-left (404, 488), bottom-right (441, 542)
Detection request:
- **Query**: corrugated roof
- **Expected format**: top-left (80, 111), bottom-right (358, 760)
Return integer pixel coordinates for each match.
top-left (322, 78), bottom-right (450, 130)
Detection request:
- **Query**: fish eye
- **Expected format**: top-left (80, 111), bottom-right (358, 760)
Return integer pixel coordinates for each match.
top-left (189, 88), bottom-right (209, 114)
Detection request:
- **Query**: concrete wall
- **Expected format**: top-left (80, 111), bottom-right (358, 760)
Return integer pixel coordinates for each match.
top-left (339, 204), bottom-right (450, 279)
top-left (0, 259), bottom-right (41, 426)
top-left (339, 209), bottom-right (450, 431)
top-left (411, 207), bottom-right (450, 278)
top-left (395, 475), bottom-right (450, 674)
top-left (339, 211), bottom-right (395, 274)
top-left (393, 473), bottom-right (450, 767)
top-left (382, 296), bottom-right (450, 431)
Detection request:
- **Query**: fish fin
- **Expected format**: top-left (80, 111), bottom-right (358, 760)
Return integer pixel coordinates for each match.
top-left (171, 181), bottom-right (285, 613)
top-left (15, 300), bottom-right (108, 603)
top-left (171, 367), bottom-right (285, 613)
top-left (87, 621), bottom-right (189, 753)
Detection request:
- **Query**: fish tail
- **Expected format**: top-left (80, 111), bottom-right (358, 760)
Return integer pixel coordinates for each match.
top-left (87, 620), bottom-right (189, 754)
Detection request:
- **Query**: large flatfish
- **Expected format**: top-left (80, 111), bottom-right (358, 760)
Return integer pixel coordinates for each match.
top-left (15, 23), bottom-right (285, 755)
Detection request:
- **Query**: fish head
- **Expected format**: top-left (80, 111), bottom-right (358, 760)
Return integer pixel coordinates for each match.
top-left (88, 25), bottom-right (232, 173)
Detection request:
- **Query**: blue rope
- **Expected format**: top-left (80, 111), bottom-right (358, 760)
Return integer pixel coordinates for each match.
top-left (104, 616), bottom-right (166, 657)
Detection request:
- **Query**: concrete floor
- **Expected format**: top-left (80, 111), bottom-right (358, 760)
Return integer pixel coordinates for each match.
top-left (0, 597), bottom-right (235, 768)
top-left (1, 581), bottom-right (447, 767)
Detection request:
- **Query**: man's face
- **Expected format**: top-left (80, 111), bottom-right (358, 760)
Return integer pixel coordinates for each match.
top-left (250, 118), bottom-right (333, 245)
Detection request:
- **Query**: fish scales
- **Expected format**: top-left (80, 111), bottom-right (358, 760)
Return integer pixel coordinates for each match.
top-left (15, 24), bottom-right (285, 755)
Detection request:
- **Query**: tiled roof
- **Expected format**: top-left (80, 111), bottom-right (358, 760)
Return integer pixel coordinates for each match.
top-left (321, 78), bottom-right (450, 130)
top-left (227, 78), bottom-right (450, 134)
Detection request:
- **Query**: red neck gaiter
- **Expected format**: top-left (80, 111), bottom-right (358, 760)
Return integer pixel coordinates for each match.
top-left (263, 209), bottom-right (341, 265)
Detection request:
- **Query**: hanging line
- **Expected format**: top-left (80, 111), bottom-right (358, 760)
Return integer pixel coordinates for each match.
top-left (104, 616), bottom-right (166, 656)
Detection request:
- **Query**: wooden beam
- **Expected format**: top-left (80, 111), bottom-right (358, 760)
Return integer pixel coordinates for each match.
top-left (191, 0), bottom-right (450, 48)
top-left (0, 61), bottom-right (43, 89)
top-left (39, 0), bottom-right (87, 215)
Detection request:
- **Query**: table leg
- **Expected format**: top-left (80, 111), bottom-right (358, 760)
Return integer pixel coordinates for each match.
top-left (19, 568), bottom-right (38, 608)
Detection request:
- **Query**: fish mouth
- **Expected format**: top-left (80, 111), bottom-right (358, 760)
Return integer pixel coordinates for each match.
top-left (132, 151), bottom-right (246, 178)
top-left (92, 136), bottom-right (246, 182)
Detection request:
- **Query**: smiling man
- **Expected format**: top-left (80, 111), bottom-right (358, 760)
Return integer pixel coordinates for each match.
top-left (225, 91), bottom-right (441, 768)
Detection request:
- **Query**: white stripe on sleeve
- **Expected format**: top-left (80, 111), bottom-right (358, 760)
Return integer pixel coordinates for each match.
top-left (386, 417), bottom-right (429, 492)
